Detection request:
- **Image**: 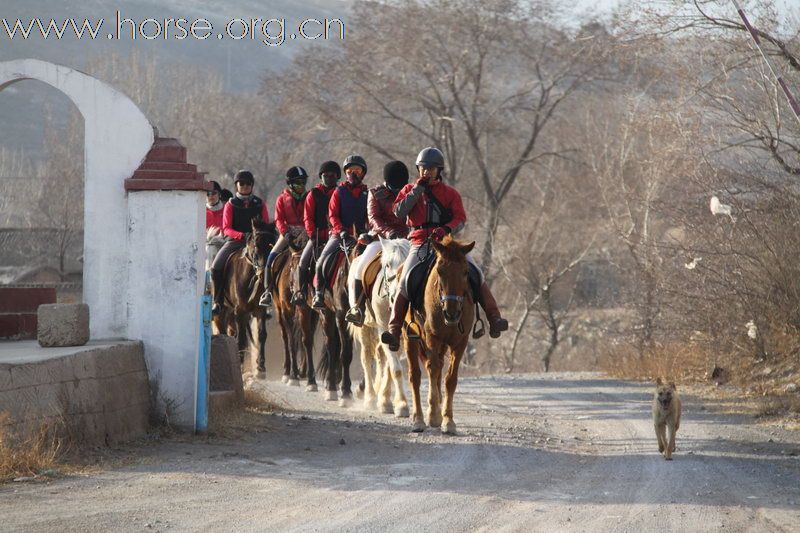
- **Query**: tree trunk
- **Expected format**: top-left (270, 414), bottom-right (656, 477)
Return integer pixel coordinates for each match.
top-left (480, 205), bottom-right (501, 285)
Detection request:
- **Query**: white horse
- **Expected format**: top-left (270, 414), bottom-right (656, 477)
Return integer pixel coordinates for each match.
top-left (206, 226), bottom-right (226, 271)
top-left (349, 237), bottom-right (411, 416)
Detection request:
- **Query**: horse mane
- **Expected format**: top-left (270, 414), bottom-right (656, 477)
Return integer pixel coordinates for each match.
top-left (252, 218), bottom-right (277, 236)
top-left (380, 238), bottom-right (411, 270)
top-left (433, 235), bottom-right (474, 263)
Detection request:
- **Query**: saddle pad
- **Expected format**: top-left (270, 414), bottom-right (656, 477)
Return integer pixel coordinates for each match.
top-left (361, 252), bottom-right (383, 301)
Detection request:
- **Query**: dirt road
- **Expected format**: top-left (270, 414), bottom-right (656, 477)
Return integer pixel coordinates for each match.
top-left (2, 373), bottom-right (799, 532)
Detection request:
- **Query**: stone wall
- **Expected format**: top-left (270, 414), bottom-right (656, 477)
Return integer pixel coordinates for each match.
top-left (0, 341), bottom-right (150, 445)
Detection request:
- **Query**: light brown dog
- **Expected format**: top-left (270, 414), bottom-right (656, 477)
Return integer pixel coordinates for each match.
top-left (653, 378), bottom-right (682, 460)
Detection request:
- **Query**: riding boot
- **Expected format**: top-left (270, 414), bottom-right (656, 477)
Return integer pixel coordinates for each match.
top-left (291, 268), bottom-right (308, 306)
top-left (259, 268), bottom-right (273, 307)
top-left (345, 279), bottom-right (365, 326)
top-left (380, 293), bottom-right (409, 352)
top-left (312, 288), bottom-right (326, 309)
top-left (478, 282), bottom-right (508, 338)
top-left (211, 268), bottom-right (225, 315)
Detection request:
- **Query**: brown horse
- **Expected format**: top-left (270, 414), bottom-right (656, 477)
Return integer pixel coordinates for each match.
top-left (405, 236), bottom-right (475, 434)
top-left (271, 232), bottom-right (318, 391)
top-left (213, 218), bottom-right (278, 377)
top-left (314, 239), bottom-right (358, 406)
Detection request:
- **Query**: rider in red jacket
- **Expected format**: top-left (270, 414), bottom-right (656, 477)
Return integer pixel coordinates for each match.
top-left (345, 160), bottom-right (410, 326)
top-left (205, 180), bottom-right (225, 230)
top-left (292, 161), bottom-right (341, 305)
top-left (312, 155), bottom-right (369, 309)
top-left (381, 147), bottom-right (508, 351)
top-left (260, 166), bottom-right (308, 307)
top-left (210, 170), bottom-right (270, 315)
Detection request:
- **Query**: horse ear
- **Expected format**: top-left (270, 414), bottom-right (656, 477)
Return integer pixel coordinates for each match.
top-left (461, 241), bottom-right (476, 255)
top-left (431, 239), bottom-right (446, 256)
top-left (668, 381), bottom-right (676, 390)
top-left (251, 218), bottom-right (258, 231)
top-left (378, 235), bottom-right (388, 249)
top-left (656, 377), bottom-right (663, 385)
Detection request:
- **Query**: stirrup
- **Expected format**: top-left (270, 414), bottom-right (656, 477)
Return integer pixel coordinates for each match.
top-left (345, 307), bottom-right (364, 327)
top-left (472, 316), bottom-right (486, 339)
top-left (259, 291), bottom-right (272, 307)
top-left (212, 302), bottom-right (222, 315)
top-left (312, 294), bottom-right (326, 309)
top-left (290, 291), bottom-right (305, 306)
top-left (406, 321), bottom-right (421, 340)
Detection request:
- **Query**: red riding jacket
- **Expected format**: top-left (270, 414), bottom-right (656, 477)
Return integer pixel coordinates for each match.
top-left (392, 179), bottom-right (466, 245)
top-left (368, 185), bottom-right (408, 238)
top-left (274, 189), bottom-right (305, 236)
top-left (206, 205), bottom-right (224, 230)
top-left (304, 184), bottom-right (335, 241)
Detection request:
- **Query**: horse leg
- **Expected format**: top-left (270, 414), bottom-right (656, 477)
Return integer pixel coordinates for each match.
top-left (425, 341), bottom-right (444, 429)
top-left (442, 342), bottom-right (466, 435)
top-left (235, 314), bottom-right (251, 371)
top-left (301, 310), bottom-right (317, 392)
top-left (406, 339), bottom-right (425, 432)
top-left (387, 347), bottom-right (409, 418)
top-left (357, 326), bottom-right (377, 410)
top-left (278, 308), bottom-right (292, 384)
top-left (324, 313), bottom-right (340, 401)
top-left (256, 312), bottom-right (268, 378)
top-left (286, 314), bottom-right (301, 386)
top-left (337, 312), bottom-right (354, 407)
top-left (375, 339), bottom-right (394, 414)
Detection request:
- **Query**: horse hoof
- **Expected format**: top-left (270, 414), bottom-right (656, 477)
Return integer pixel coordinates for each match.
top-left (281, 375), bottom-right (289, 384)
top-left (380, 402), bottom-right (393, 414)
top-left (442, 420), bottom-right (457, 435)
top-left (395, 405), bottom-right (410, 418)
top-left (256, 371), bottom-right (267, 380)
top-left (428, 416), bottom-right (442, 429)
top-left (325, 390), bottom-right (338, 401)
top-left (306, 384), bottom-right (318, 392)
top-left (411, 421), bottom-right (426, 433)
top-left (339, 397), bottom-right (353, 408)
top-left (289, 379), bottom-right (301, 387)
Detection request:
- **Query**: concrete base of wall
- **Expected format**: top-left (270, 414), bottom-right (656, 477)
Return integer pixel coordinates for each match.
top-left (0, 340), bottom-right (150, 446)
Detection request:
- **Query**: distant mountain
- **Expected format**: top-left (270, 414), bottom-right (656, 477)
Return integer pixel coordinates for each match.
top-left (0, 0), bottom-right (351, 157)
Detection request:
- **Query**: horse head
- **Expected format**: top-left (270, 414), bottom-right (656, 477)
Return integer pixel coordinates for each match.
top-left (288, 230), bottom-right (309, 253)
top-left (379, 236), bottom-right (411, 272)
top-left (430, 236), bottom-right (475, 327)
top-left (247, 218), bottom-right (278, 273)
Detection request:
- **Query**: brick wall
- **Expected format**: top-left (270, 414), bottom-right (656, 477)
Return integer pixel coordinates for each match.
top-left (0, 287), bottom-right (56, 339)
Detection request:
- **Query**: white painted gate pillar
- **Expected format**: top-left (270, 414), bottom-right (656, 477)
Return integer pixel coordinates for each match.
top-left (0, 59), bottom-right (209, 430)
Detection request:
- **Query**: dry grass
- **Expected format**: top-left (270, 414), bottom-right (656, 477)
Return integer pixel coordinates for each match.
top-left (599, 343), bottom-right (711, 383)
top-left (207, 388), bottom-right (280, 437)
top-left (599, 340), bottom-right (800, 422)
top-left (0, 412), bottom-right (66, 483)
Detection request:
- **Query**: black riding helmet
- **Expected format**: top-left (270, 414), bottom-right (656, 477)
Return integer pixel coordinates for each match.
top-left (318, 160), bottom-right (341, 188)
top-left (286, 166), bottom-right (309, 184)
top-left (342, 154), bottom-right (368, 175)
top-left (384, 160), bottom-right (409, 191)
top-left (234, 169), bottom-right (255, 185)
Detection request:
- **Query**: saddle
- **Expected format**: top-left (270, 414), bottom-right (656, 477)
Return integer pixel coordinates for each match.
top-left (317, 247), bottom-right (346, 290)
top-left (407, 253), bottom-right (481, 312)
top-left (361, 252), bottom-right (384, 302)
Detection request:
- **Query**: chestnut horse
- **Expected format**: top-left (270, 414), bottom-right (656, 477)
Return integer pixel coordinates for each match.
top-left (212, 218), bottom-right (278, 377)
top-left (405, 236), bottom-right (475, 434)
top-left (271, 232), bottom-right (318, 391)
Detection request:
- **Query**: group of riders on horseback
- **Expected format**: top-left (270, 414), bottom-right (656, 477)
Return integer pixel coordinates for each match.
top-left (206, 147), bottom-right (508, 353)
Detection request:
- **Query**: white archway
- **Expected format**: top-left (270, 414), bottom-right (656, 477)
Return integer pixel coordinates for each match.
top-left (0, 59), bottom-right (154, 339)
top-left (1, 59), bottom-right (207, 431)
